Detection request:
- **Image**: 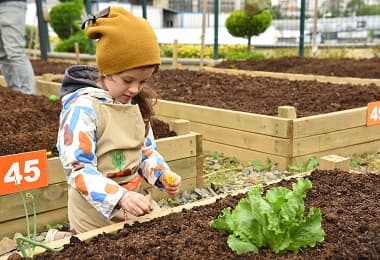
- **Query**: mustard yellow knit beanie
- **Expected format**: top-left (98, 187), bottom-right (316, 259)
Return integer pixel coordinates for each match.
top-left (86, 7), bottom-right (161, 76)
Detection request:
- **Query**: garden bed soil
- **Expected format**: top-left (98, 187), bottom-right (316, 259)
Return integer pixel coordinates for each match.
top-left (214, 57), bottom-right (380, 79)
top-left (28, 170), bottom-right (379, 259)
top-left (0, 86), bottom-right (175, 157)
top-left (149, 69), bottom-right (380, 118)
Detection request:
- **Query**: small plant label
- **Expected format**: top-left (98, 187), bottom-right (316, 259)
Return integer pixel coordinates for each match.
top-left (0, 150), bottom-right (48, 195)
top-left (367, 101), bottom-right (380, 126)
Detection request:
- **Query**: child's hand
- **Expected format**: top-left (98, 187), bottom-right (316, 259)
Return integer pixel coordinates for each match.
top-left (160, 172), bottom-right (181, 197)
top-left (119, 191), bottom-right (152, 218)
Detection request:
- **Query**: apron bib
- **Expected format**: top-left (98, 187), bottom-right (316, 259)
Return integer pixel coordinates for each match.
top-left (68, 98), bottom-right (159, 233)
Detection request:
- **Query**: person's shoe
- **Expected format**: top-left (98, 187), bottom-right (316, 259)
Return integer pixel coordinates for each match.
top-left (44, 229), bottom-right (73, 243)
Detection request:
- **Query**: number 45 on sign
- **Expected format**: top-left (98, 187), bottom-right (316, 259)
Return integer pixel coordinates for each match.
top-left (367, 101), bottom-right (380, 126)
top-left (0, 150), bottom-right (48, 195)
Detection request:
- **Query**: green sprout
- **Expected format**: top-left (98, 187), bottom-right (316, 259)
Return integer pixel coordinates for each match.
top-left (288, 156), bottom-right (319, 173)
top-left (15, 180), bottom-right (64, 258)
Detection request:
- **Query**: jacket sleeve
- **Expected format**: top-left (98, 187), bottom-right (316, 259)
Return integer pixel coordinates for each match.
top-left (56, 94), bottom-right (126, 219)
top-left (138, 123), bottom-right (171, 189)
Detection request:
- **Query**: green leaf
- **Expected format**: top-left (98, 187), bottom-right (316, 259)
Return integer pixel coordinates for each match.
top-left (305, 156), bottom-right (319, 171)
top-left (286, 208), bottom-right (325, 253)
top-left (227, 235), bottom-right (259, 254)
top-left (210, 208), bottom-right (234, 234)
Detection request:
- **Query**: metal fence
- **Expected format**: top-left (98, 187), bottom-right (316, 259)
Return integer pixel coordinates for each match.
top-left (33, 0), bottom-right (379, 59)
top-left (90, 0), bottom-right (380, 47)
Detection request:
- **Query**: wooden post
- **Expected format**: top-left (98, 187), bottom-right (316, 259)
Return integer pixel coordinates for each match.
top-left (278, 106), bottom-right (297, 119)
top-left (169, 119), bottom-right (190, 135)
top-left (199, 0), bottom-right (207, 68)
top-left (172, 39), bottom-right (178, 69)
top-left (74, 42), bottom-right (80, 64)
top-left (319, 155), bottom-right (350, 171)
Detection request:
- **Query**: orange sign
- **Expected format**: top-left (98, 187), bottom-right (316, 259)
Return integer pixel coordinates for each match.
top-left (0, 150), bottom-right (48, 195)
top-left (367, 101), bottom-right (380, 126)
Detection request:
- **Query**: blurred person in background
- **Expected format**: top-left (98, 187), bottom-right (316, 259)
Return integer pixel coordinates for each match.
top-left (0, 0), bottom-right (35, 94)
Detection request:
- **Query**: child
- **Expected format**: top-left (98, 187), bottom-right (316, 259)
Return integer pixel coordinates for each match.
top-left (55, 6), bottom-right (181, 234)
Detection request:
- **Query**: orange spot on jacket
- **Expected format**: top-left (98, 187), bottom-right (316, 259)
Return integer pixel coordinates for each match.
top-left (75, 174), bottom-right (88, 196)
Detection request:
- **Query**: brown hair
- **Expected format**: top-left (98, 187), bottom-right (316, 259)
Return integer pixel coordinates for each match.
top-left (132, 85), bottom-right (157, 121)
top-left (133, 86), bottom-right (157, 137)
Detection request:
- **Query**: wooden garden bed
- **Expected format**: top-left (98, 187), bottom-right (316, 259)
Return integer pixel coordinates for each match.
top-left (156, 99), bottom-right (380, 170)
top-left (31, 71), bottom-right (380, 170)
top-left (26, 169), bottom-right (379, 259)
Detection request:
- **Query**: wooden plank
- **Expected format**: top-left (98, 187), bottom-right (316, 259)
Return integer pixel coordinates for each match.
top-left (0, 75), bottom-right (6, 86)
top-left (167, 156), bottom-right (198, 179)
top-left (0, 183), bottom-right (68, 223)
top-left (35, 80), bottom-right (60, 97)
top-left (196, 155), bottom-right (204, 188)
top-left (0, 208), bottom-right (68, 239)
top-left (169, 119), bottom-right (190, 135)
top-left (203, 67), bottom-right (380, 87)
top-left (293, 124), bottom-right (380, 156)
top-left (40, 73), bottom-right (63, 82)
top-left (47, 157), bottom-right (66, 184)
top-left (156, 134), bottom-right (198, 160)
top-left (319, 155), bottom-right (350, 171)
top-left (193, 132), bottom-right (203, 157)
top-left (156, 99), bottom-right (291, 138)
top-left (293, 107), bottom-right (367, 138)
top-left (202, 140), bottom-right (290, 170)
top-left (292, 139), bottom-right (380, 166)
top-left (190, 121), bottom-right (292, 156)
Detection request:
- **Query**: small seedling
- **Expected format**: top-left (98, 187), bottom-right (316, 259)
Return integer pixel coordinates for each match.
top-left (288, 156), bottom-right (319, 173)
top-left (249, 158), bottom-right (274, 172)
top-left (14, 179), bottom-right (64, 257)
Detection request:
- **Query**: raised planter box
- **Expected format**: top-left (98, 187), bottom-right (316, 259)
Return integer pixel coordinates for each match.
top-left (29, 169), bottom-right (379, 259)
top-left (156, 100), bottom-right (380, 169)
top-left (32, 72), bottom-right (380, 170)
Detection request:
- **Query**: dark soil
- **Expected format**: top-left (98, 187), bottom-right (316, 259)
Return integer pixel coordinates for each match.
top-left (0, 86), bottom-right (175, 157)
top-left (31, 59), bottom-right (74, 75)
top-left (30, 170), bottom-right (380, 259)
top-left (215, 57), bottom-right (380, 79)
top-left (150, 69), bottom-right (380, 117)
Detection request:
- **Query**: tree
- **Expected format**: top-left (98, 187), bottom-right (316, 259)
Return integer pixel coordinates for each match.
top-left (225, 10), bottom-right (272, 51)
top-left (345, 0), bottom-right (366, 16)
top-left (49, 0), bottom-right (89, 53)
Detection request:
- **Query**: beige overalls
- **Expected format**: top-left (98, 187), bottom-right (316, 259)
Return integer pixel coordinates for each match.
top-left (68, 98), bottom-right (159, 233)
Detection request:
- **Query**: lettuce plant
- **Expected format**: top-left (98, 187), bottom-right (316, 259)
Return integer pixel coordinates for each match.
top-left (210, 178), bottom-right (325, 255)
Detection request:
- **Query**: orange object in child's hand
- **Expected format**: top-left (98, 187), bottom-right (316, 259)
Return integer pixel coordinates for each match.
top-left (165, 172), bottom-right (176, 186)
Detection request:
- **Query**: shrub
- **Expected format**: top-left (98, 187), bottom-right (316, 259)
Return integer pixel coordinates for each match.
top-left (225, 10), bottom-right (272, 51)
top-left (49, 0), bottom-right (88, 53)
top-left (54, 31), bottom-right (89, 53)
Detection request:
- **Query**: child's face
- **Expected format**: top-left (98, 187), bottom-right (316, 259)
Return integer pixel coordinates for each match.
top-left (102, 66), bottom-right (155, 104)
